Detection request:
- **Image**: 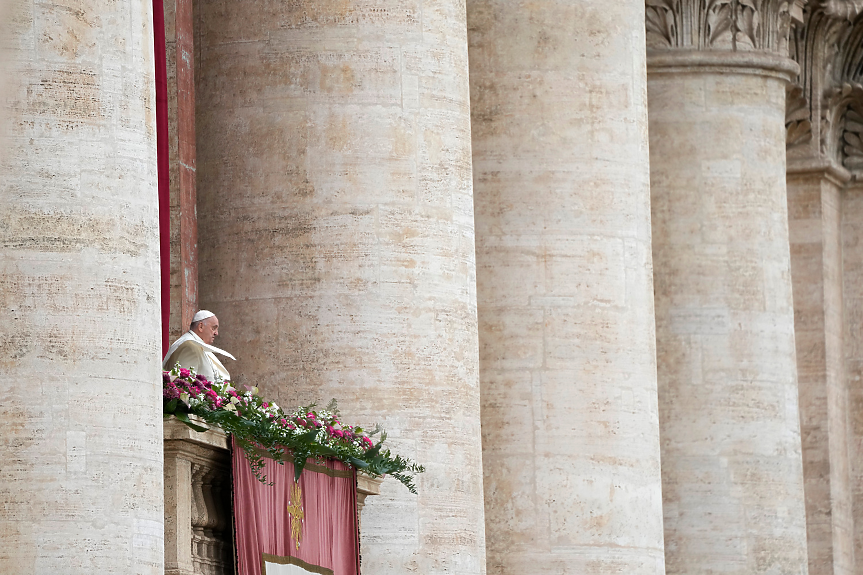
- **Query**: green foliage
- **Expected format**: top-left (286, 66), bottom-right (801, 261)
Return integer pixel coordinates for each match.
top-left (163, 366), bottom-right (424, 493)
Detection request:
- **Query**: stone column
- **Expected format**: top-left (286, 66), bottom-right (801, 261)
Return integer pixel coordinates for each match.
top-left (646, 3), bottom-right (810, 573)
top-left (0, 0), bottom-right (164, 573)
top-left (787, 168), bottom-right (853, 575)
top-left (195, 1), bottom-right (486, 574)
top-left (469, 1), bottom-right (665, 574)
top-left (842, 180), bottom-right (863, 575)
top-left (783, 6), bottom-right (863, 573)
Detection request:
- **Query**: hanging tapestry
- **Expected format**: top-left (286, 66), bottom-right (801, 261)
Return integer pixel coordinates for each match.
top-left (233, 438), bottom-right (360, 575)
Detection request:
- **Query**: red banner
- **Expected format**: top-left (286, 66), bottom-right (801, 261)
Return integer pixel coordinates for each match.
top-left (232, 440), bottom-right (360, 575)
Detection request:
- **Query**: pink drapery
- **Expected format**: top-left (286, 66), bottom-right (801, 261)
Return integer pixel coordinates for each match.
top-left (232, 440), bottom-right (360, 575)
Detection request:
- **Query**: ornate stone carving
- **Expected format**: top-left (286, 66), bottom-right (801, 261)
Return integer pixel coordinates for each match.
top-left (786, 4), bottom-right (847, 158)
top-left (190, 462), bottom-right (233, 575)
top-left (823, 0), bottom-right (863, 18)
top-left (786, 1), bottom-right (863, 175)
top-left (787, 84), bottom-right (814, 146)
top-left (164, 419), bottom-right (233, 575)
top-left (646, 0), bottom-right (806, 54)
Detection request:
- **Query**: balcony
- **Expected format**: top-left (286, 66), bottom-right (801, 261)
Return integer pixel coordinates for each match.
top-left (163, 417), bottom-right (382, 575)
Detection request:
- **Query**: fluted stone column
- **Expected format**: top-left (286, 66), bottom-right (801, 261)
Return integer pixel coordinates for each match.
top-left (0, 1), bottom-right (164, 573)
top-left (195, 1), bottom-right (486, 574)
top-left (646, 3), bottom-right (810, 573)
top-left (469, 1), bottom-right (665, 574)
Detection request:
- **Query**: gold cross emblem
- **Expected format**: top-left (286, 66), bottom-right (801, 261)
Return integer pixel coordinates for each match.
top-left (286, 481), bottom-right (304, 551)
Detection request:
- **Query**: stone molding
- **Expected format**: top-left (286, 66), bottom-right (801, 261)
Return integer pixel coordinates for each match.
top-left (645, 0), bottom-right (807, 55)
top-left (787, 0), bottom-right (863, 176)
top-left (647, 48), bottom-right (800, 79)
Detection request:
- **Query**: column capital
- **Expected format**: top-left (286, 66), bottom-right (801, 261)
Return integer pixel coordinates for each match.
top-left (646, 0), bottom-right (808, 56)
top-left (786, 0), bottom-right (863, 178)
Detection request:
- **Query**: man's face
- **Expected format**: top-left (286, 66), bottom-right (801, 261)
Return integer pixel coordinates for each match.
top-left (196, 316), bottom-right (219, 345)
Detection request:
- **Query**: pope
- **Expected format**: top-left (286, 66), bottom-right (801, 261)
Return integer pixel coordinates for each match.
top-left (162, 310), bottom-right (235, 382)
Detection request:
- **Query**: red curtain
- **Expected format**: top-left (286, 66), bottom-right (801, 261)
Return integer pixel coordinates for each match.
top-left (233, 440), bottom-right (360, 575)
top-left (152, 0), bottom-right (171, 355)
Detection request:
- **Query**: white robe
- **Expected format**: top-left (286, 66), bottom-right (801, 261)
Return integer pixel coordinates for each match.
top-left (162, 330), bottom-right (235, 382)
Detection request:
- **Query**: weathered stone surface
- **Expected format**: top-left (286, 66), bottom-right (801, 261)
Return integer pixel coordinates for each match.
top-left (194, 0), bottom-right (486, 573)
top-left (649, 54), bottom-right (809, 574)
top-left (841, 181), bottom-right (863, 575)
top-left (0, 0), bottom-right (164, 573)
top-left (469, 1), bottom-right (665, 573)
top-left (788, 169), bottom-right (853, 575)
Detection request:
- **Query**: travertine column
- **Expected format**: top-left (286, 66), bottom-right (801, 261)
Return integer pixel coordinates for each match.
top-left (469, 1), bottom-right (665, 574)
top-left (787, 168), bottom-right (853, 575)
top-left (646, 3), bottom-right (809, 573)
top-left (195, 1), bottom-right (486, 574)
top-left (786, 6), bottom-right (863, 574)
top-left (0, 0), bottom-right (164, 573)
top-left (843, 181), bottom-right (863, 575)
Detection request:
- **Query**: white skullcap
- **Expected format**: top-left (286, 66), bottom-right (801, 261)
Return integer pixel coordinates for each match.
top-left (193, 310), bottom-right (216, 322)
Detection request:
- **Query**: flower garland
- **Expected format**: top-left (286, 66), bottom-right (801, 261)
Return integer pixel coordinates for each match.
top-left (163, 364), bottom-right (424, 493)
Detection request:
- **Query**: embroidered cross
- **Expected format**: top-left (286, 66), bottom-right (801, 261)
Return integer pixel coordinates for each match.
top-left (286, 481), bottom-right (304, 551)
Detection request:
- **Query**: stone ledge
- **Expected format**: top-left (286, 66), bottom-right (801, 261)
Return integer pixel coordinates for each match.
top-left (647, 49), bottom-right (799, 81)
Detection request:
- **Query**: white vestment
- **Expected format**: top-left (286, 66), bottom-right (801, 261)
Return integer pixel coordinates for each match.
top-left (162, 330), bottom-right (235, 382)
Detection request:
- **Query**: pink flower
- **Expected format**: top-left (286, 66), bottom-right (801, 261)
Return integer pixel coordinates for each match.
top-left (262, 402), bottom-right (269, 409)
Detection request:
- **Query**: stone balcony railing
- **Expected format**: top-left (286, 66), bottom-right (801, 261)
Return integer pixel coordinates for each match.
top-left (163, 417), bottom-right (382, 575)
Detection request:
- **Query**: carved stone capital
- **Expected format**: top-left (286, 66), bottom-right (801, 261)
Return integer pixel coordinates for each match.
top-left (646, 0), bottom-right (808, 55)
top-left (822, 0), bottom-right (863, 18)
top-left (786, 0), bottom-right (863, 177)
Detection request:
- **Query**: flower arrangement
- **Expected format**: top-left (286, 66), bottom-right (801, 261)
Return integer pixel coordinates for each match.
top-left (163, 364), bottom-right (424, 493)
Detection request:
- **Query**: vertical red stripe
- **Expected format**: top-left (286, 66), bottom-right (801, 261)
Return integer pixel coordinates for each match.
top-left (153, 0), bottom-right (170, 355)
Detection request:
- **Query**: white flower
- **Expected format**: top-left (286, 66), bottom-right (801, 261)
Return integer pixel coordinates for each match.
top-left (230, 396), bottom-right (240, 405)
top-left (224, 403), bottom-right (236, 412)
top-left (180, 392), bottom-right (190, 404)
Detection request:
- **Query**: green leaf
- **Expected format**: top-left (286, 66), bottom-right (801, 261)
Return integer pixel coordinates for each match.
top-left (294, 454), bottom-right (308, 482)
top-left (173, 413), bottom-right (209, 432)
top-left (365, 443), bottom-right (382, 458)
top-left (348, 456), bottom-right (370, 469)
